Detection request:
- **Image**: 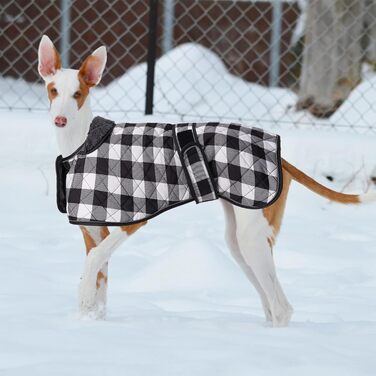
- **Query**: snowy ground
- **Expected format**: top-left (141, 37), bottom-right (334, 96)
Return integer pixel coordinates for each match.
top-left (0, 109), bottom-right (376, 376)
top-left (1, 42), bottom-right (376, 375)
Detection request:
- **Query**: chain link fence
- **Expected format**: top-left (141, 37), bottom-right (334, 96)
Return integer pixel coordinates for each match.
top-left (1, 0), bottom-right (376, 132)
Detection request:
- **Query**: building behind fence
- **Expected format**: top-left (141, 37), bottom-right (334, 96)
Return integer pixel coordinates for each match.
top-left (1, 0), bottom-right (376, 132)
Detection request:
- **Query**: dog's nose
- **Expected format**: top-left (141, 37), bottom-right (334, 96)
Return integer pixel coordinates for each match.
top-left (54, 116), bottom-right (67, 127)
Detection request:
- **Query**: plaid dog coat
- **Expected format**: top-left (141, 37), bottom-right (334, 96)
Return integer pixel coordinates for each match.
top-left (56, 117), bottom-right (282, 226)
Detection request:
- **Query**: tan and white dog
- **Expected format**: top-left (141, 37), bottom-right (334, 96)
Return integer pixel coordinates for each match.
top-left (38, 35), bottom-right (375, 327)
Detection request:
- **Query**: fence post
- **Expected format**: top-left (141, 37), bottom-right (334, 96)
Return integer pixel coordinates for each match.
top-left (162, 0), bottom-right (174, 53)
top-left (145, 0), bottom-right (159, 115)
top-left (270, 0), bottom-right (282, 87)
top-left (60, 0), bottom-right (71, 68)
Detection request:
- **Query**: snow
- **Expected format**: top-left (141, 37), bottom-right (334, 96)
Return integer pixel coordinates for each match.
top-left (1, 112), bottom-right (376, 376)
top-left (1, 43), bottom-right (376, 375)
top-left (96, 43), bottom-right (297, 124)
top-left (331, 76), bottom-right (376, 129)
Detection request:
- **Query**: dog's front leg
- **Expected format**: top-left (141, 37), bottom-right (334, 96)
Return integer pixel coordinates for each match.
top-left (80, 226), bottom-right (111, 319)
top-left (79, 223), bottom-right (146, 319)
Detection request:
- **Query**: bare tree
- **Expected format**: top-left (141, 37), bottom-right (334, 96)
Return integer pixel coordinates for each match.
top-left (297, 0), bottom-right (364, 118)
top-left (364, 0), bottom-right (376, 66)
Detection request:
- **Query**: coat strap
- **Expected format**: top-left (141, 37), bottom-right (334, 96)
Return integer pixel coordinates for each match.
top-left (174, 124), bottom-right (217, 204)
top-left (55, 155), bottom-right (68, 213)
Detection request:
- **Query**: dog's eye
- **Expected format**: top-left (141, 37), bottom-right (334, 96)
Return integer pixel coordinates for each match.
top-left (326, 175), bottom-right (334, 182)
top-left (50, 87), bottom-right (58, 96)
top-left (73, 91), bottom-right (81, 99)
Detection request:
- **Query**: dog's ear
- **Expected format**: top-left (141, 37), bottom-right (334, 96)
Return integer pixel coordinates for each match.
top-left (78, 46), bottom-right (107, 87)
top-left (38, 35), bottom-right (62, 79)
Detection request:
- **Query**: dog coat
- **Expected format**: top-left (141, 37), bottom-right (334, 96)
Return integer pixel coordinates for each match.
top-left (56, 116), bottom-right (282, 226)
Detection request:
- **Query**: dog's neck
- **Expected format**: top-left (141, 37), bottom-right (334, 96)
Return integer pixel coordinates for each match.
top-left (56, 99), bottom-right (93, 157)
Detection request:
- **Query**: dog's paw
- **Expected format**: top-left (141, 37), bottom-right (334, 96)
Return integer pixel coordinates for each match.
top-left (78, 275), bottom-right (103, 319)
top-left (271, 304), bottom-right (294, 328)
top-left (79, 303), bottom-right (106, 320)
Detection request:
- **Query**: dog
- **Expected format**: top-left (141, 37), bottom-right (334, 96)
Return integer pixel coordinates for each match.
top-left (38, 35), bottom-right (375, 326)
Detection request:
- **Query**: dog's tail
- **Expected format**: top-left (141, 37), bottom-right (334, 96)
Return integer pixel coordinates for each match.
top-left (282, 159), bottom-right (376, 204)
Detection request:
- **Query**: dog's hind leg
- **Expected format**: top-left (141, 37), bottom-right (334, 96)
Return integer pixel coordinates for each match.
top-left (221, 200), bottom-right (273, 322)
top-left (233, 205), bottom-right (293, 327)
top-left (79, 222), bottom-right (146, 318)
top-left (232, 168), bottom-right (293, 326)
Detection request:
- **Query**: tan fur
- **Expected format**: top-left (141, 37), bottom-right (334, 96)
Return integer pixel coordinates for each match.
top-left (121, 221), bottom-right (147, 235)
top-left (100, 226), bottom-right (110, 239)
top-left (47, 82), bottom-right (57, 102)
top-left (282, 159), bottom-right (360, 204)
top-left (96, 271), bottom-right (107, 289)
top-left (76, 75), bottom-right (90, 109)
top-left (54, 47), bottom-right (62, 71)
top-left (263, 166), bottom-right (292, 246)
top-left (78, 54), bottom-right (102, 88)
top-left (80, 225), bottom-right (96, 255)
top-left (80, 225), bottom-right (110, 289)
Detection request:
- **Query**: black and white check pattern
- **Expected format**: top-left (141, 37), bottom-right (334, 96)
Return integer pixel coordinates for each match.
top-left (174, 123), bottom-right (217, 203)
top-left (57, 117), bottom-right (281, 225)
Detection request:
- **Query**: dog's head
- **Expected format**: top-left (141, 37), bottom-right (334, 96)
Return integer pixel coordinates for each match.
top-left (37, 35), bottom-right (107, 129)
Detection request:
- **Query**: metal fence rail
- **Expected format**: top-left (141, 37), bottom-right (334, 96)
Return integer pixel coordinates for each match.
top-left (1, 0), bottom-right (376, 132)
